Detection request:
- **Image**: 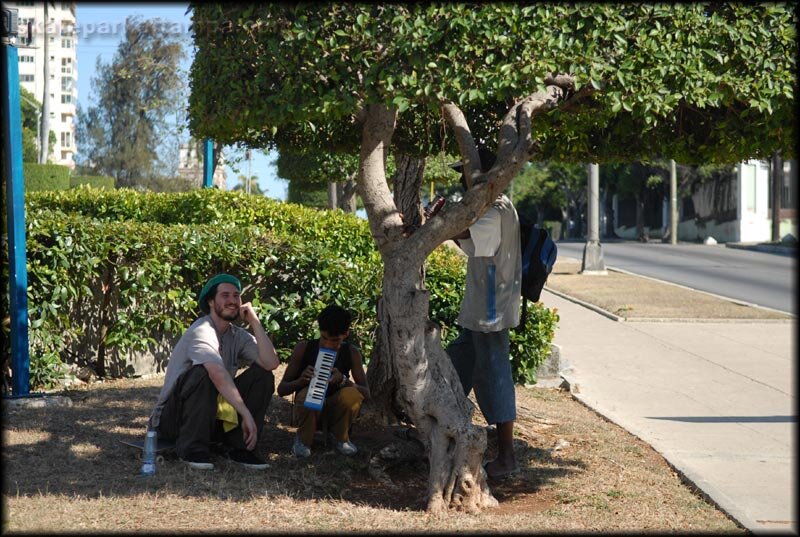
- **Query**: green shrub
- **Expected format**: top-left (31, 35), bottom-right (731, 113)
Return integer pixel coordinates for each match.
top-left (29, 352), bottom-right (70, 391)
top-left (287, 183), bottom-right (329, 208)
top-left (11, 189), bottom-right (559, 390)
top-left (24, 163), bottom-right (70, 191)
top-left (26, 188), bottom-right (376, 260)
top-left (510, 305), bottom-right (560, 385)
top-left (70, 175), bottom-right (116, 190)
top-left (22, 210), bottom-right (384, 383)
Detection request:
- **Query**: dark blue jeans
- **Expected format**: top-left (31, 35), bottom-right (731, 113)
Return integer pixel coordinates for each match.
top-left (446, 327), bottom-right (516, 425)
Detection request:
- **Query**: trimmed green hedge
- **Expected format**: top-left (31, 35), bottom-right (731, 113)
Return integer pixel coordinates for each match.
top-left (9, 189), bottom-right (559, 389)
top-left (23, 163), bottom-right (71, 191)
top-left (26, 188), bottom-right (376, 259)
top-left (70, 175), bottom-right (116, 190)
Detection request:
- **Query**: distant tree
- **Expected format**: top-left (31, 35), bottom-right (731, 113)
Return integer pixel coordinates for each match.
top-left (189, 4), bottom-right (795, 512)
top-left (75, 17), bottom-right (185, 187)
top-left (511, 163), bottom-right (562, 226)
top-left (19, 87), bottom-right (55, 163)
top-left (231, 174), bottom-right (265, 196)
top-left (276, 148), bottom-right (359, 211)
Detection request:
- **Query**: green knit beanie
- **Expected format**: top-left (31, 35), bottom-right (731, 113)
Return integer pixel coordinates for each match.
top-left (198, 273), bottom-right (241, 314)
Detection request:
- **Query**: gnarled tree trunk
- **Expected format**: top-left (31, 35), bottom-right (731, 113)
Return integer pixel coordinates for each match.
top-left (378, 260), bottom-right (496, 513)
top-left (368, 149), bottom-right (493, 511)
top-left (392, 153), bottom-right (426, 230)
top-left (357, 75), bottom-right (590, 513)
top-left (337, 171), bottom-right (358, 213)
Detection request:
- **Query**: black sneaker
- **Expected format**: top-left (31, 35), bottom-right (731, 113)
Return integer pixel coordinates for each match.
top-left (180, 452), bottom-right (214, 470)
top-left (229, 449), bottom-right (269, 470)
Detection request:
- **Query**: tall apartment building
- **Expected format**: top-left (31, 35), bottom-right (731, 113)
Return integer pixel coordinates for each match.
top-left (12, 1), bottom-right (77, 169)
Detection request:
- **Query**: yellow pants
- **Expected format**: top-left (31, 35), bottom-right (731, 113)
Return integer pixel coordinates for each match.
top-left (294, 386), bottom-right (364, 446)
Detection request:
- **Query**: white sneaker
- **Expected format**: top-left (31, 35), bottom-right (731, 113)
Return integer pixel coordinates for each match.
top-left (180, 453), bottom-right (215, 470)
top-left (335, 440), bottom-right (358, 456)
top-left (292, 436), bottom-right (311, 458)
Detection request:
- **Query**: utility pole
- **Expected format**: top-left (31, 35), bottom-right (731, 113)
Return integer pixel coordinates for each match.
top-left (39, 2), bottom-right (50, 164)
top-left (581, 163), bottom-right (607, 274)
top-left (2, 6), bottom-right (32, 395)
top-left (245, 149), bottom-right (252, 194)
top-left (328, 181), bottom-right (338, 209)
top-left (202, 138), bottom-right (214, 188)
top-left (670, 159), bottom-right (678, 244)
top-left (771, 152), bottom-right (783, 242)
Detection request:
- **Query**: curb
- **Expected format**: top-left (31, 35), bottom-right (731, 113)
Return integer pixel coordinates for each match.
top-left (3, 394), bottom-right (73, 410)
top-left (726, 243), bottom-right (797, 256)
top-left (557, 373), bottom-right (752, 532)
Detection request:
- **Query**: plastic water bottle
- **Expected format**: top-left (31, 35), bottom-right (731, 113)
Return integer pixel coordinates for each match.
top-left (140, 430), bottom-right (157, 476)
top-left (424, 196), bottom-right (446, 219)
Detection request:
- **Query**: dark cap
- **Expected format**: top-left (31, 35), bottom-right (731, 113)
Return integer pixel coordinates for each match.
top-left (448, 145), bottom-right (497, 175)
top-left (198, 273), bottom-right (241, 314)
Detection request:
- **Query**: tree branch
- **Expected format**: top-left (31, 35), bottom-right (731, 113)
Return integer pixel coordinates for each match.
top-left (409, 74), bottom-right (594, 263)
top-left (441, 102), bottom-right (480, 189)
top-left (357, 104), bottom-right (404, 253)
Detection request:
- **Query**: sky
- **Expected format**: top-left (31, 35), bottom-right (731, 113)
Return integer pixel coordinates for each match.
top-left (74, 2), bottom-right (287, 200)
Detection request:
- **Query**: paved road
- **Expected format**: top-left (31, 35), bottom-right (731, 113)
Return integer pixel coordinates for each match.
top-left (555, 241), bottom-right (796, 314)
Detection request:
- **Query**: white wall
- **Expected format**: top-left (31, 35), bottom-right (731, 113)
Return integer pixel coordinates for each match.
top-left (737, 160), bottom-right (771, 242)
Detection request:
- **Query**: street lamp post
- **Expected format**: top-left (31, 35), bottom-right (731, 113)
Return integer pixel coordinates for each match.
top-left (245, 149), bottom-right (252, 194)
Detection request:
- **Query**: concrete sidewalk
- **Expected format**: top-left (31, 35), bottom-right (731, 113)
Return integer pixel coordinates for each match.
top-left (545, 288), bottom-right (797, 534)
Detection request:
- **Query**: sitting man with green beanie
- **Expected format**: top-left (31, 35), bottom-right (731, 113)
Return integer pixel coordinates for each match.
top-left (147, 273), bottom-right (280, 470)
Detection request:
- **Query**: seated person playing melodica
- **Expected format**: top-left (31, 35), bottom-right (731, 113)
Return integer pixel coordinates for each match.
top-left (278, 305), bottom-right (370, 458)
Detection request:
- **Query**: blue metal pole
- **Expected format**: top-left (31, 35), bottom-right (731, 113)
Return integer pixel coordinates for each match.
top-left (202, 138), bottom-right (214, 188)
top-left (2, 33), bottom-right (31, 396)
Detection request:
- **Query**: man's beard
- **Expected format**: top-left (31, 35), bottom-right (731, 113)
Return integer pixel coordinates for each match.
top-left (215, 302), bottom-right (240, 321)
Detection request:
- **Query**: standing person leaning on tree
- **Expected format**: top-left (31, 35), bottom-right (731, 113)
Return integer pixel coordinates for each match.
top-left (446, 146), bottom-right (521, 480)
top-left (147, 274), bottom-right (280, 470)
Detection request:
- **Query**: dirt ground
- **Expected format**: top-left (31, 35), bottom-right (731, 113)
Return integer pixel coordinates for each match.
top-left (546, 257), bottom-right (793, 321)
top-left (3, 360), bottom-right (743, 533)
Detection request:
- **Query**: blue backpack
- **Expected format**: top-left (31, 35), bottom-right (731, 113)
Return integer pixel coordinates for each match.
top-left (519, 218), bottom-right (557, 326)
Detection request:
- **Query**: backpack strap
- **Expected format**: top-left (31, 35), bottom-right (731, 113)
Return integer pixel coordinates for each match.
top-left (519, 295), bottom-right (528, 331)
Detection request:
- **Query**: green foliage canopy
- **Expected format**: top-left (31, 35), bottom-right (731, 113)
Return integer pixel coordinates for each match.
top-left (189, 4), bottom-right (795, 164)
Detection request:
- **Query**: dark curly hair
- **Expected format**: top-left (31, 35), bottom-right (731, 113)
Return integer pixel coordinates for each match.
top-left (317, 304), bottom-right (352, 336)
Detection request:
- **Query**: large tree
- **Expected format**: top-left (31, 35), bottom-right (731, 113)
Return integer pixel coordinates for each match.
top-left (19, 87), bottom-right (54, 163)
top-left (75, 17), bottom-right (186, 187)
top-left (188, 4), bottom-right (795, 512)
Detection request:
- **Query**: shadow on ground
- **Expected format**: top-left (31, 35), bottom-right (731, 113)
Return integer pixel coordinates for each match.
top-left (2, 377), bottom-right (582, 512)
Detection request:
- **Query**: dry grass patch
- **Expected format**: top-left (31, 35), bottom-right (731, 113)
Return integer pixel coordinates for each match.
top-left (546, 257), bottom-right (792, 320)
top-left (3, 364), bottom-right (743, 533)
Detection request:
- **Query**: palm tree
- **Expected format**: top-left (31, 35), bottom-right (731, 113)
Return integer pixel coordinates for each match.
top-left (231, 174), bottom-right (265, 196)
